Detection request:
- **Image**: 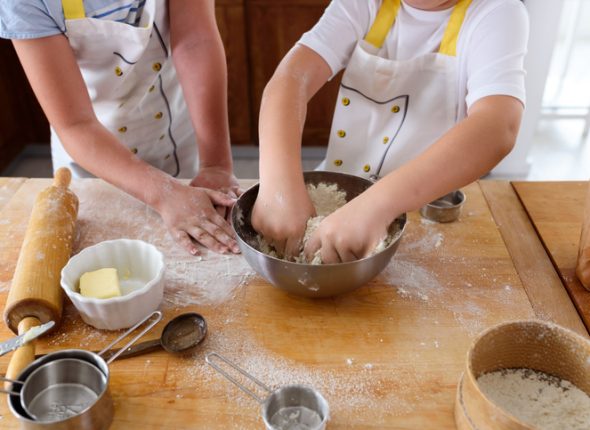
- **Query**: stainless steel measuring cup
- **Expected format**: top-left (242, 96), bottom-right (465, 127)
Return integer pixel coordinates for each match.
top-left (206, 352), bottom-right (329, 430)
top-left (1, 310), bottom-right (162, 429)
top-left (420, 190), bottom-right (466, 223)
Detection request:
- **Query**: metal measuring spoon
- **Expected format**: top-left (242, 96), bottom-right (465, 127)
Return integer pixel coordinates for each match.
top-left (104, 312), bottom-right (207, 360)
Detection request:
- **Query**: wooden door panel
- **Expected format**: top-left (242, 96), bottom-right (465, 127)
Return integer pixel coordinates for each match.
top-left (0, 40), bottom-right (49, 171)
top-left (216, 0), bottom-right (252, 145)
top-left (247, 0), bottom-right (340, 146)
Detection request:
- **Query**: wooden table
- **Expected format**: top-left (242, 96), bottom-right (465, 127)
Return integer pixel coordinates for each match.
top-left (0, 178), bottom-right (586, 429)
top-left (514, 181), bottom-right (590, 332)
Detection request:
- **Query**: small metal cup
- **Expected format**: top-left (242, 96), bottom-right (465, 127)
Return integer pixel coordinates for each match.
top-left (420, 190), bottom-right (466, 223)
top-left (206, 352), bottom-right (329, 430)
top-left (20, 359), bottom-right (106, 422)
top-left (262, 385), bottom-right (329, 430)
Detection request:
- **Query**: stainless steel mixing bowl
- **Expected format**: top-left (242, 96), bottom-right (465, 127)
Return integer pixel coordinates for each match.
top-left (232, 171), bottom-right (406, 298)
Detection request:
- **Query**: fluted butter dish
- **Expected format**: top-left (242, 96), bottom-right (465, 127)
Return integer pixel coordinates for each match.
top-left (61, 239), bottom-right (165, 330)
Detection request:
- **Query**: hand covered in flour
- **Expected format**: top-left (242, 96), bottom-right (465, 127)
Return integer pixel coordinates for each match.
top-left (304, 192), bottom-right (391, 264)
top-left (156, 179), bottom-right (240, 256)
top-left (252, 183), bottom-right (316, 259)
top-left (190, 166), bottom-right (241, 220)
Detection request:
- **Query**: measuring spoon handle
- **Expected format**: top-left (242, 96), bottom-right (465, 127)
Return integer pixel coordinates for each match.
top-left (34, 339), bottom-right (162, 361)
top-left (105, 339), bottom-right (162, 360)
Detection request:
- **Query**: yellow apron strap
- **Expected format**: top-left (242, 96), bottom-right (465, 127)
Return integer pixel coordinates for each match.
top-left (62, 0), bottom-right (86, 20)
top-left (364, 0), bottom-right (401, 49)
top-left (439, 0), bottom-right (473, 56)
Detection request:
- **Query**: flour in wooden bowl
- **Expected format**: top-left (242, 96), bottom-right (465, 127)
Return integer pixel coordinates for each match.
top-left (477, 368), bottom-right (590, 430)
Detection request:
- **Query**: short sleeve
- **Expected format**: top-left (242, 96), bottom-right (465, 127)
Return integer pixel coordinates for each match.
top-left (0, 0), bottom-right (64, 40)
top-left (297, 0), bottom-right (371, 77)
top-left (464, 1), bottom-right (529, 108)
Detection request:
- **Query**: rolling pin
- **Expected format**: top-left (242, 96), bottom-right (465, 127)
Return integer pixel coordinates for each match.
top-left (576, 181), bottom-right (590, 291)
top-left (3, 167), bottom-right (78, 380)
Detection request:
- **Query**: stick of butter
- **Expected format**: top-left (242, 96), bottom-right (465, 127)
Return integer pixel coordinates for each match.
top-left (79, 268), bottom-right (122, 299)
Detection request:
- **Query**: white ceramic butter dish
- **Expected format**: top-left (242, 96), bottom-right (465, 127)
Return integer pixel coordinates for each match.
top-left (61, 239), bottom-right (165, 330)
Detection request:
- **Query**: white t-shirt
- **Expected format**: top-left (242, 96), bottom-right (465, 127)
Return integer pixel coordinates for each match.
top-left (299, 0), bottom-right (528, 120)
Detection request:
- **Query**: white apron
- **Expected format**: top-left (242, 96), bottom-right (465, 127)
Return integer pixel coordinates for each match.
top-left (322, 0), bottom-right (472, 180)
top-left (51, 0), bottom-right (198, 178)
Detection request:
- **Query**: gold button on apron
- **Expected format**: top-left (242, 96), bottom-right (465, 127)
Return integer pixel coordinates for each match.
top-left (334, 159), bottom-right (343, 167)
top-left (152, 62), bottom-right (162, 72)
top-left (342, 97), bottom-right (350, 106)
top-left (337, 130), bottom-right (346, 138)
top-left (165, 154), bottom-right (171, 160)
top-left (154, 112), bottom-right (163, 120)
top-left (148, 85), bottom-right (155, 93)
top-left (383, 137), bottom-right (389, 144)
top-left (363, 164), bottom-right (371, 172)
top-left (115, 66), bottom-right (123, 77)
top-left (118, 126), bottom-right (127, 133)
top-left (131, 147), bottom-right (138, 154)
top-left (159, 134), bottom-right (165, 140)
top-left (391, 105), bottom-right (400, 113)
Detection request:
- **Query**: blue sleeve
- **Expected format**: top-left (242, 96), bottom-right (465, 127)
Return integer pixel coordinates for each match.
top-left (0, 0), bottom-right (65, 40)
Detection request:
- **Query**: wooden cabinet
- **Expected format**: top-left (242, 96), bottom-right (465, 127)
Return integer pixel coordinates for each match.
top-left (0, 0), bottom-right (336, 170)
top-left (218, 0), bottom-right (339, 146)
top-left (244, 0), bottom-right (340, 146)
top-left (215, 0), bottom-right (252, 144)
top-left (0, 40), bottom-right (49, 171)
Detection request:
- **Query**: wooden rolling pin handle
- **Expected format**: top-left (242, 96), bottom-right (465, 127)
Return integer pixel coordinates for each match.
top-left (576, 182), bottom-right (590, 290)
top-left (54, 167), bottom-right (72, 189)
top-left (4, 317), bottom-right (40, 387)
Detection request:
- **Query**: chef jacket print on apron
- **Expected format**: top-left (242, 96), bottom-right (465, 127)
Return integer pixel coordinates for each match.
top-left (51, 0), bottom-right (198, 178)
top-left (324, 0), bottom-right (472, 180)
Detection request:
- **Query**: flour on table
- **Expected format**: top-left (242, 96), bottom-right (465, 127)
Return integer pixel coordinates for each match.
top-left (257, 182), bottom-right (393, 264)
top-left (71, 180), bottom-right (254, 308)
top-left (477, 368), bottom-right (590, 430)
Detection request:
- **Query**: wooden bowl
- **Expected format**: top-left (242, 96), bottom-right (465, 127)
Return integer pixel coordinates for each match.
top-left (455, 320), bottom-right (590, 430)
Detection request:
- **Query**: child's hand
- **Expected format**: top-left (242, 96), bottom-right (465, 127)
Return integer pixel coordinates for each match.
top-left (156, 180), bottom-right (240, 255)
top-left (304, 192), bottom-right (391, 264)
top-left (252, 184), bottom-right (315, 259)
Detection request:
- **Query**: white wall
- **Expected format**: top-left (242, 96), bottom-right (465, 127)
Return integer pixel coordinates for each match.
top-left (493, 0), bottom-right (566, 177)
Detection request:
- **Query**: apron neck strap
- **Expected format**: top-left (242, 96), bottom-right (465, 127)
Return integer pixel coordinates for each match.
top-left (365, 0), bottom-right (401, 49)
top-left (439, 0), bottom-right (472, 56)
top-left (364, 0), bottom-right (472, 55)
top-left (62, 0), bottom-right (86, 20)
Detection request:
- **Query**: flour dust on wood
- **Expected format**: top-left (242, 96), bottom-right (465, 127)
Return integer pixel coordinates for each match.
top-left (71, 180), bottom-right (254, 308)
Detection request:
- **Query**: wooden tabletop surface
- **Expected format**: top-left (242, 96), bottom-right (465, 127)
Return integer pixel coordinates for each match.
top-left (513, 181), bottom-right (590, 332)
top-left (0, 178), bottom-right (585, 429)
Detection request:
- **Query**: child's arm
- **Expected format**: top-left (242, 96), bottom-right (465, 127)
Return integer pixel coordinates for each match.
top-left (252, 45), bottom-right (332, 258)
top-left (170, 0), bottom-right (239, 202)
top-left (12, 35), bottom-right (237, 255)
top-left (304, 95), bottom-right (524, 263)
